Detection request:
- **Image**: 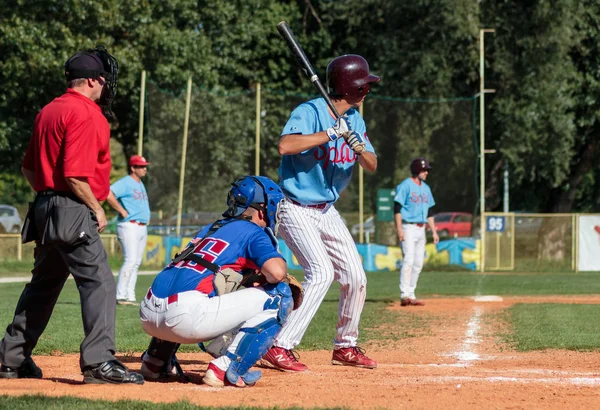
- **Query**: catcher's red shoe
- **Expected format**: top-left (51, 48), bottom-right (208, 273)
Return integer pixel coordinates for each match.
top-left (261, 347), bottom-right (308, 372)
top-left (202, 363), bottom-right (248, 388)
top-left (332, 347), bottom-right (377, 369)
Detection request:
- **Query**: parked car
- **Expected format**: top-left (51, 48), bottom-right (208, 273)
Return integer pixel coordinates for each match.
top-left (431, 212), bottom-right (473, 238)
top-left (0, 205), bottom-right (23, 233)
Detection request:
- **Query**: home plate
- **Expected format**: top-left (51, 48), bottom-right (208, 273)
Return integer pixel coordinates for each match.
top-left (473, 295), bottom-right (503, 302)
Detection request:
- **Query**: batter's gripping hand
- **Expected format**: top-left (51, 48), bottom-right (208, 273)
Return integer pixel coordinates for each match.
top-left (325, 116), bottom-right (351, 141)
top-left (284, 274), bottom-right (304, 310)
top-left (344, 131), bottom-right (367, 155)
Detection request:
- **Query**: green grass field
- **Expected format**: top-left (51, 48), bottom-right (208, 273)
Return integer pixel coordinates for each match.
top-left (2, 269), bottom-right (600, 409)
top-left (0, 395), bottom-right (296, 410)
top-left (1, 269), bottom-right (600, 354)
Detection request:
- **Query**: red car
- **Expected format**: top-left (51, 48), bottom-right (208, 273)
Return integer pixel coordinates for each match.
top-left (431, 212), bottom-right (473, 238)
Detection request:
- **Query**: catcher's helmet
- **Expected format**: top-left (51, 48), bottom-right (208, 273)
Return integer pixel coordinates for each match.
top-left (224, 176), bottom-right (285, 230)
top-left (410, 158), bottom-right (432, 175)
top-left (326, 54), bottom-right (380, 100)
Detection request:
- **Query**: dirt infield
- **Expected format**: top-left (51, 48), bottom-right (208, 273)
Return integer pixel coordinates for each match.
top-left (2, 296), bottom-right (600, 409)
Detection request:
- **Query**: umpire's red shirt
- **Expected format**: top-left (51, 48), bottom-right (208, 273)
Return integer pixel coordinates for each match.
top-left (22, 89), bottom-right (112, 201)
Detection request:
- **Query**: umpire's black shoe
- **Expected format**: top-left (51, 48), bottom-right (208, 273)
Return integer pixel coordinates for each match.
top-left (0, 357), bottom-right (43, 379)
top-left (83, 360), bottom-right (144, 385)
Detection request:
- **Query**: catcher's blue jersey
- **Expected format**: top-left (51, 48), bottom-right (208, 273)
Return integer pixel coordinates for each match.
top-left (150, 219), bottom-right (283, 298)
top-left (278, 98), bottom-right (376, 205)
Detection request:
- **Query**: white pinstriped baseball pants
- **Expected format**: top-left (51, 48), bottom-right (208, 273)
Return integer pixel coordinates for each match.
top-left (274, 200), bottom-right (367, 349)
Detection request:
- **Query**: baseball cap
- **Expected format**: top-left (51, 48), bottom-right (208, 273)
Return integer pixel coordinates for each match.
top-left (65, 52), bottom-right (106, 80)
top-left (129, 155), bottom-right (151, 167)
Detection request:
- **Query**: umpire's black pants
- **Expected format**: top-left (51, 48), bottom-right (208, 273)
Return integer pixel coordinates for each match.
top-left (0, 192), bottom-right (117, 370)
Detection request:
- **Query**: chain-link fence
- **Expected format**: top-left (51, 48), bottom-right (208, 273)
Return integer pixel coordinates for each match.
top-left (141, 80), bottom-right (479, 241)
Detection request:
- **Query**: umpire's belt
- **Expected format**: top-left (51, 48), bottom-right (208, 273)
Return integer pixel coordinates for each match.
top-left (36, 189), bottom-right (81, 202)
top-left (146, 288), bottom-right (178, 305)
top-left (289, 198), bottom-right (327, 210)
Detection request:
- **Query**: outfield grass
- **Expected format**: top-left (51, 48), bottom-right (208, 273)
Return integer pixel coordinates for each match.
top-left (0, 255), bottom-right (149, 277)
top-left (507, 303), bottom-right (600, 351)
top-left (1, 269), bottom-right (600, 354)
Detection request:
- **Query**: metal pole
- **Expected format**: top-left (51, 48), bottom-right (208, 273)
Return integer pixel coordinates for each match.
top-left (255, 83), bottom-right (261, 175)
top-left (137, 70), bottom-right (146, 155)
top-left (479, 28), bottom-right (495, 272)
top-left (176, 77), bottom-right (193, 237)
top-left (358, 104), bottom-right (364, 243)
top-left (503, 162), bottom-right (509, 213)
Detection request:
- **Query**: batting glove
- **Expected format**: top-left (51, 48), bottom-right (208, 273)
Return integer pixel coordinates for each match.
top-left (344, 131), bottom-right (367, 155)
top-left (325, 116), bottom-right (351, 141)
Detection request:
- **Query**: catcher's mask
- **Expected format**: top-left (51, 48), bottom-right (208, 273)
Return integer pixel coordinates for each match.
top-left (224, 176), bottom-right (285, 234)
top-left (65, 45), bottom-right (119, 120)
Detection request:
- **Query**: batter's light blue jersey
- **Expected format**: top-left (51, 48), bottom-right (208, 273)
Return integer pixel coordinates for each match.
top-left (110, 175), bottom-right (151, 224)
top-left (394, 178), bottom-right (435, 223)
top-left (278, 98), bottom-right (376, 205)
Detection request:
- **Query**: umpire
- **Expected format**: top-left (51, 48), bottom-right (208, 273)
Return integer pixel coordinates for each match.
top-left (0, 46), bottom-right (143, 384)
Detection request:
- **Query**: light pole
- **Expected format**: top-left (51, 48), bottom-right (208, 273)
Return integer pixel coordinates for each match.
top-left (479, 28), bottom-right (495, 272)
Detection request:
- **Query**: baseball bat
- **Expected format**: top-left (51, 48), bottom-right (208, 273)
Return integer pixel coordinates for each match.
top-left (276, 21), bottom-right (340, 119)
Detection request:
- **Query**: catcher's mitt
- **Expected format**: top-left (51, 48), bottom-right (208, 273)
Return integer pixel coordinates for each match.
top-left (284, 274), bottom-right (304, 310)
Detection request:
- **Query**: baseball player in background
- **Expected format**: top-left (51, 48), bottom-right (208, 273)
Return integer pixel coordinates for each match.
top-left (106, 155), bottom-right (151, 306)
top-left (262, 54), bottom-right (379, 372)
top-left (139, 176), bottom-right (294, 387)
top-left (393, 158), bottom-right (439, 306)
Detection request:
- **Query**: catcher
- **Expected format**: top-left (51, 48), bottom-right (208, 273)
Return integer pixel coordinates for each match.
top-left (139, 176), bottom-right (303, 388)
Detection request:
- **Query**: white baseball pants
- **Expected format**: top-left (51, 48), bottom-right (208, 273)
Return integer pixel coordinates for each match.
top-left (399, 223), bottom-right (426, 299)
top-left (275, 200), bottom-right (367, 349)
top-left (140, 287), bottom-right (279, 370)
top-left (115, 222), bottom-right (147, 301)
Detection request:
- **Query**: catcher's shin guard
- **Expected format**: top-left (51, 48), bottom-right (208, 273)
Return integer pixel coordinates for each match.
top-left (141, 337), bottom-right (181, 379)
top-left (225, 318), bottom-right (281, 385)
top-left (225, 283), bottom-right (293, 385)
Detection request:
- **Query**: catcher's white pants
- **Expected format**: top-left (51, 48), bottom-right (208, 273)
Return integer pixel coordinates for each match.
top-left (275, 200), bottom-right (367, 349)
top-left (140, 287), bottom-right (278, 370)
top-left (399, 223), bottom-right (426, 299)
top-left (115, 222), bottom-right (147, 301)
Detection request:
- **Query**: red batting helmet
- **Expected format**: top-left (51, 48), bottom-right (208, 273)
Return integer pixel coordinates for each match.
top-left (410, 158), bottom-right (432, 175)
top-left (326, 55), bottom-right (380, 100)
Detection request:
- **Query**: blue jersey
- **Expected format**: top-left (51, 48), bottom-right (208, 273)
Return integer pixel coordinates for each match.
top-left (394, 178), bottom-right (435, 223)
top-left (278, 98), bottom-right (376, 205)
top-left (151, 219), bottom-right (283, 298)
top-left (110, 175), bottom-right (150, 224)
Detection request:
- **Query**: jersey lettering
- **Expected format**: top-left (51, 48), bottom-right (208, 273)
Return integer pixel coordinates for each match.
top-left (314, 143), bottom-right (357, 170)
top-left (410, 192), bottom-right (431, 205)
top-left (175, 237), bottom-right (230, 274)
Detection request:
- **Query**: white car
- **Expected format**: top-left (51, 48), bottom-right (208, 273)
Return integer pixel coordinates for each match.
top-left (0, 205), bottom-right (23, 233)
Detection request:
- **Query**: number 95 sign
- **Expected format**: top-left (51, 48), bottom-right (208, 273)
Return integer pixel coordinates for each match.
top-left (487, 216), bottom-right (505, 232)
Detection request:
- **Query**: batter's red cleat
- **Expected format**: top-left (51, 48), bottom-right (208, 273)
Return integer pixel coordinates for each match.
top-left (332, 346), bottom-right (377, 369)
top-left (202, 363), bottom-right (247, 388)
top-left (261, 347), bottom-right (308, 372)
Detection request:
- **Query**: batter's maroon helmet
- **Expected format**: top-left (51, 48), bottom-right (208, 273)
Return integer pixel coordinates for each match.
top-left (410, 158), bottom-right (432, 175)
top-left (326, 54), bottom-right (380, 100)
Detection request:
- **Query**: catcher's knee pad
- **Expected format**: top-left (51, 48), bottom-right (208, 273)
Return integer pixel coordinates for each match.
top-left (141, 337), bottom-right (180, 379)
top-left (263, 282), bottom-right (293, 324)
top-left (225, 317), bottom-right (281, 385)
